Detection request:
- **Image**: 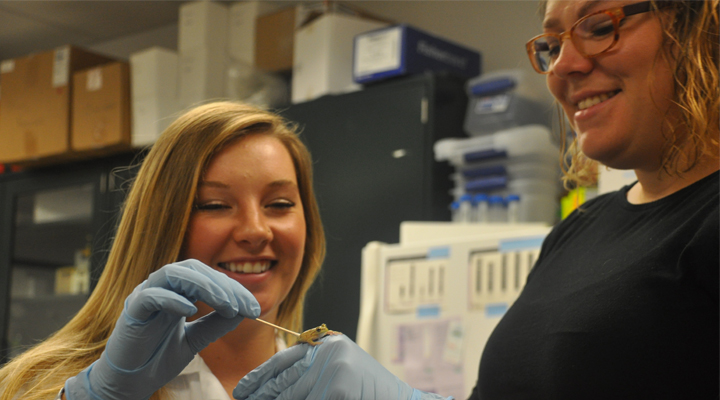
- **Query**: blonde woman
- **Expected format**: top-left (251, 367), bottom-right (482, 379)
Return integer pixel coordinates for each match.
top-left (0, 101), bottom-right (325, 400)
top-left (235, 1), bottom-right (719, 399)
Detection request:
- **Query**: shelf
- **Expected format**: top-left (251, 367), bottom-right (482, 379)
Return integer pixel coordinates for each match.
top-left (13, 220), bottom-right (92, 266)
top-left (6, 294), bottom-right (88, 359)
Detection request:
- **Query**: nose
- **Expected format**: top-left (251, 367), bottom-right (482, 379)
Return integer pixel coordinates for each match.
top-left (551, 38), bottom-right (593, 78)
top-left (233, 206), bottom-right (273, 251)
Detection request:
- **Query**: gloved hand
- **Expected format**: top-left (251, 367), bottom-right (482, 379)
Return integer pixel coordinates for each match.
top-left (233, 334), bottom-right (453, 400)
top-left (64, 259), bottom-right (261, 400)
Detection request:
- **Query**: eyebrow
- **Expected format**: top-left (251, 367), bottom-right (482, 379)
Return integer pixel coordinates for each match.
top-left (198, 180), bottom-right (230, 189)
top-left (267, 179), bottom-right (297, 189)
top-left (198, 179), bottom-right (297, 189)
top-left (542, 0), bottom-right (603, 29)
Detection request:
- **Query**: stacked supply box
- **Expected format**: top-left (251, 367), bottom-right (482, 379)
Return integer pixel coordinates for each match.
top-left (72, 61), bottom-right (132, 154)
top-left (254, 5), bottom-right (300, 72)
top-left (464, 70), bottom-right (550, 136)
top-left (178, 1), bottom-right (229, 108)
top-left (353, 25), bottom-right (481, 85)
top-left (228, 1), bottom-right (287, 67)
top-left (129, 47), bottom-right (179, 147)
top-left (0, 45), bottom-right (115, 165)
top-left (292, 11), bottom-right (389, 104)
top-left (434, 125), bottom-right (561, 224)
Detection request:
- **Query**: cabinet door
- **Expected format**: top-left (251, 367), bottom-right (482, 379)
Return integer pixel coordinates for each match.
top-left (282, 74), bottom-right (466, 339)
top-left (0, 157), bottom-right (132, 362)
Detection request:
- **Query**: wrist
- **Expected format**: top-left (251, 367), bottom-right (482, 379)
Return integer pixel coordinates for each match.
top-left (410, 388), bottom-right (454, 400)
top-left (64, 363), bottom-right (103, 400)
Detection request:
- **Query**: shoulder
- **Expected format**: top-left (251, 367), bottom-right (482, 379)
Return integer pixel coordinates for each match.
top-left (540, 190), bottom-right (618, 248)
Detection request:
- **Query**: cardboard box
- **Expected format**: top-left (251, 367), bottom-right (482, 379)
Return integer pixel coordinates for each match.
top-left (228, 1), bottom-right (286, 65)
top-left (353, 25), bottom-right (481, 84)
top-left (72, 62), bottom-right (131, 153)
top-left (54, 266), bottom-right (76, 295)
top-left (178, 1), bottom-right (229, 53)
top-left (0, 45), bottom-right (115, 164)
top-left (130, 47), bottom-right (179, 147)
top-left (292, 13), bottom-right (388, 104)
top-left (255, 6), bottom-right (299, 72)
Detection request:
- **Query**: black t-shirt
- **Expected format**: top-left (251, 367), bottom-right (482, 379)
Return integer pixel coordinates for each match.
top-left (471, 171), bottom-right (719, 400)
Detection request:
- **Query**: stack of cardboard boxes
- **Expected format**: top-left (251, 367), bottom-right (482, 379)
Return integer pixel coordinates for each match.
top-left (0, 45), bottom-right (130, 165)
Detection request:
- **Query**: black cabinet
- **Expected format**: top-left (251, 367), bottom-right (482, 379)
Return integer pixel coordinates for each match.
top-left (0, 154), bottom-right (135, 363)
top-left (282, 73), bottom-right (468, 339)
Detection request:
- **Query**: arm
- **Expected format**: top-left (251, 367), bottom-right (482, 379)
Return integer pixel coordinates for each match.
top-left (63, 259), bottom-right (260, 400)
top-left (234, 334), bottom-right (453, 400)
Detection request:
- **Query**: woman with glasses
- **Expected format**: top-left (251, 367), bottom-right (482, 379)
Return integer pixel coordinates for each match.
top-left (233, 1), bottom-right (718, 399)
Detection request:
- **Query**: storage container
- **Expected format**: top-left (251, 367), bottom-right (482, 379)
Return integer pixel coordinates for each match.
top-left (292, 12), bottom-right (388, 103)
top-left (434, 125), bottom-right (558, 167)
top-left (353, 24), bottom-right (481, 85)
top-left (463, 70), bottom-right (551, 135)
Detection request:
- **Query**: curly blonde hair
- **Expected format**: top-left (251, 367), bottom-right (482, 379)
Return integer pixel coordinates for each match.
top-left (541, 0), bottom-right (720, 187)
top-left (0, 102), bottom-right (325, 400)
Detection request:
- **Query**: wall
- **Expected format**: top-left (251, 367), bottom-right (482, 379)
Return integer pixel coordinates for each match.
top-left (89, 24), bottom-right (178, 61)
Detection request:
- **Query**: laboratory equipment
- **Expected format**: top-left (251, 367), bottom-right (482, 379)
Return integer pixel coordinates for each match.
top-left (435, 125), bottom-right (561, 225)
top-left (463, 69), bottom-right (551, 136)
top-left (356, 221), bottom-right (551, 398)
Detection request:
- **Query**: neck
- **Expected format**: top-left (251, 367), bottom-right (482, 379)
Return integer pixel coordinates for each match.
top-left (627, 153), bottom-right (719, 204)
top-left (199, 317), bottom-right (279, 397)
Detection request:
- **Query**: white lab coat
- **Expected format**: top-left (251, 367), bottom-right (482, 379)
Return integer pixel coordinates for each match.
top-left (166, 336), bottom-right (287, 400)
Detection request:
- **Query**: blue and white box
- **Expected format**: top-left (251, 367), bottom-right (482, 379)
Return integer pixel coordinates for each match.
top-left (353, 24), bottom-right (481, 84)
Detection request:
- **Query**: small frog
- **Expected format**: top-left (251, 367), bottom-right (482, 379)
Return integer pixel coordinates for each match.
top-left (296, 323), bottom-right (341, 346)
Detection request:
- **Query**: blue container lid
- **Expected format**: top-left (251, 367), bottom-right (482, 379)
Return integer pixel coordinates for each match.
top-left (488, 195), bottom-right (504, 204)
top-left (460, 194), bottom-right (473, 202)
top-left (469, 77), bottom-right (516, 96)
top-left (473, 194), bottom-right (488, 202)
top-left (450, 201), bottom-right (460, 210)
top-left (506, 194), bottom-right (521, 202)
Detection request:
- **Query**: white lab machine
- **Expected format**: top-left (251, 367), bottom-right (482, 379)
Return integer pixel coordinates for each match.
top-left (356, 222), bottom-right (551, 399)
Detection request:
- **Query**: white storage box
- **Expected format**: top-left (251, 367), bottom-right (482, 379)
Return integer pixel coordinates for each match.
top-left (178, 47), bottom-right (227, 109)
top-left (178, 1), bottom-right (229, 53)
top-left (464, 70), bottom-right (551, 135)
top-left (292, 13), bottom-right (388, 104)
top-left (434, 125), bottom-right (558, 167)
top-left (132, 97), bottom-right (180, 148)
top-left (130, 47), bottom-right (178, 99)
top-left (130, 47), bottom-right (179, 147)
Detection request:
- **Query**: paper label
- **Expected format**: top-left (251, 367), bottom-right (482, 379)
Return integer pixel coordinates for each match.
top-left (442, 319), bottom-right (464, 365)
top-left (53, 46), bottom-right (71, 87)
top-left (86, 68), bottom-right (103, 91)
top-left (0, 60), bottom-right (15, 74)
top-left (354, 27), bottom-right (401, 76)
top-left (474, 94), bottom-right (511, 114)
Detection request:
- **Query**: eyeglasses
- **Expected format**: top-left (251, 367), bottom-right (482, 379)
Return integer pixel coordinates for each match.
top-left (526, 1), bottom-right (656, 74)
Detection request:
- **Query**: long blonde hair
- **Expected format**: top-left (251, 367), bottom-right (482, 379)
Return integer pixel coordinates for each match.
top-left (541, 0), bottom-right (720, 187)
top-left (0, 101), bottom-right (326, 400)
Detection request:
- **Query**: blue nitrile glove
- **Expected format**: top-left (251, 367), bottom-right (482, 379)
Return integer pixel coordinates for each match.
top-left (233, 334), bottom-right (453, 400)
top-left (64, 259), bottom-right (261, 400)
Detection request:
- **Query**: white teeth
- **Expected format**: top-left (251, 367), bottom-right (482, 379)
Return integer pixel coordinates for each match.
top-left (222, 261), bottom-right (270, 274)
top-left (577, 91), bottom-right (617, 110)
